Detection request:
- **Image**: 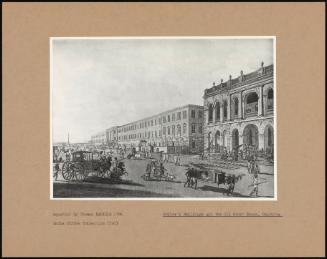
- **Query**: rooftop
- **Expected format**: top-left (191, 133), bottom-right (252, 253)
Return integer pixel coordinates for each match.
top-left (117, 104), bottom-right (203, 128)
top-left (204, 62), bottom-right (274, 97)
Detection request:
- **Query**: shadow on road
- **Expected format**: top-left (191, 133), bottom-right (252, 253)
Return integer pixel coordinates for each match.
top-left (258, 172), bottom-right (274, 176)
top-left (84, 176), bottom-right (144, 187)
top-left (53, 182), bottom-right (178, 198)
top-left (141, 178), bottom-right (183, 184)
top-left (198, 185), bottom-right (249, 198)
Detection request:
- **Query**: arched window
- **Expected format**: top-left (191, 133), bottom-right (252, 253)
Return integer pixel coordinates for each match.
top-left (223, 100), bottom-right (228, 119)
top-left (208, 104), bottom-right (213, 123)
top-left (167, 127), bottom-right (170, 135)
top-left (245, 92), bottom-right (259, 117)
top-left (208, 132), bottom-right (212, 151)
top-left (215, 102), bottom-right (220, 121)
top-left (234, 98), bottom-right (239, 116)
top-left (268, 127), bottom-right (273, 146)
top-left (267, 89), bottom-right (273, 110)
top-left (215, 131), bottom-right (220, 153)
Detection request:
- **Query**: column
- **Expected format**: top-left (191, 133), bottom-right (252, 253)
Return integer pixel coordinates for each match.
top-left (258, 133), bottom-right (265, 151)
top-left (227, 95), bottom-right (231, 121)
top-left (242, 94), bottom-right (245, 119)
top-left (258, 86), bottom-right (263, 116)
top-left (227, 133), bottom-right (231, 152)
top-left (205, 109), bottom-right (209, 125)
top-left (238, 134), bottom-right (243, 146)
top-left (262, 92), bottom-right (267, 116)
top-left (213, 103), bottom-right (217, 123)
top-left (238, 93), bottom-right (242, 119)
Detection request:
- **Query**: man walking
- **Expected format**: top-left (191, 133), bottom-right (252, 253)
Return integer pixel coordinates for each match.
top-left (54, 163), bottom-right (60, 181)
top-left (249, 174), bottom-right (259, 197)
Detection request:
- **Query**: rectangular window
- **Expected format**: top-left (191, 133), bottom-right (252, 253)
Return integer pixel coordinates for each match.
top-left (199, 125), bottom-right (202, 134)
top-left (183, 123), bottom-right (187, 134)
top-left (198, 110), bottom-right (203, 118)
top-left (177, 112), bottom-right (181, 120)
top-left (183, 110), bottom-right (187, 119)
top-left (163, 117), bottom-right (166, 123)
top-left (191, 124), bottom-right (196, 133)
top-left (168, 115), bottom-right (170, 122)
top-left (172, 113), bottom-right (175, 121)
top-left (192, 141), bottom-right (196, 149)
top-left (191, 110), bottom-right (195, 118)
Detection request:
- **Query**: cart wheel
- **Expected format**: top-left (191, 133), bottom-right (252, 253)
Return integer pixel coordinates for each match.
top-left (62, 162), bottom-right (74, 181)
top-left (97, 167), bottom-right (106, 178)
top-left (75, 163), bottom-right (86, 181)
top-left (103, 169), bottom-right (111, 178)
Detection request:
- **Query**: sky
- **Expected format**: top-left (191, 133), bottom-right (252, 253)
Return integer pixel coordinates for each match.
top-left (52, 37), bottom-right (274, 143)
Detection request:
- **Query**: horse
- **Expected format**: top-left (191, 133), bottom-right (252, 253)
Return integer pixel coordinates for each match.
top-left (184, 168), bottom-right (208, 189)
top-left (217, 172), bottom-right (244, 195)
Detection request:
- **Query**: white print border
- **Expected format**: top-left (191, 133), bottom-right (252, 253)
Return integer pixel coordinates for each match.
top-left (50, 36), bottom-right (277, 201)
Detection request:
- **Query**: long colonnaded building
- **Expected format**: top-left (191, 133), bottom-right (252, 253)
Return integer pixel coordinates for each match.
top-left (92, 104), bottom-right (204, 154)
top-left (203, 62), bottom-right (274, 156)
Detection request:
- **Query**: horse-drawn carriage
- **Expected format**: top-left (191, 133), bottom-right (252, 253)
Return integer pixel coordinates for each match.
top-left (184, 167), bottom-right (209, 189)
top-left (184, 164), bottom-right (244, 195)
top-left (141, 160), bottom-right (175, 182)
top-left (60, 151), bottom-right (127, 181)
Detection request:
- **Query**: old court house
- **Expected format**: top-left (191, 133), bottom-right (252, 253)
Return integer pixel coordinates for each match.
top-left (203, 62), bottom-right (274, 155)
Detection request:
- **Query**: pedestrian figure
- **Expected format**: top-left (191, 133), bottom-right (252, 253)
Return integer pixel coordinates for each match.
top-left (54, 163), bottom-right (60, 181)
top-left (145, 161), bottom-right (152, 179)
top-left (174, 155), bottom-right (178, 165)
top-left (225, 175), bottom-right (236, 196)
top-left (159, 162), bottom-right (166, 176)
top-left (106, 155), bottom-right (112, 172)
top-left (249, 174), bottom-right (259, 197)
top-left (176, 154), bottom-right (181, 166)
top-left (112, 157), bottom-right (118, 170)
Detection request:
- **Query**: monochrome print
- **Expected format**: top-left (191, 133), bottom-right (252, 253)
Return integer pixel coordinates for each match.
top-left (51, 37), bottom-right (276, 199)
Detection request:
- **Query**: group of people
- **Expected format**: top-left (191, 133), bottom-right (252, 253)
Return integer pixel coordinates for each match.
top-left (145, 160), bottom-right (166, 179)
top-left (99, 152), bottom-right (126, 174)
top-left (162, 153), bottom-right (181, 165)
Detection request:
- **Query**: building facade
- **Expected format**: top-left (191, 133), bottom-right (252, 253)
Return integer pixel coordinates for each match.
top-left (203, 63), bottom-right (274, 155)
top-left (105, 126), bottom-right (119, 148)
top-left (115, 104), bottom-right (204, 154)
top-left (90, 131), bottom-right (107, 146)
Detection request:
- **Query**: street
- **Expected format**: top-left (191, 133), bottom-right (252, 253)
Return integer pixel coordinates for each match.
top-left (53, 156), bottom-right (274, 198)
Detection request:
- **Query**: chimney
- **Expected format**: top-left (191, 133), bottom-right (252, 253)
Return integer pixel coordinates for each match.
top-left (239, 70), bottom-right (244, 82)
top-left (228, 75), bottom-right (232, 86)
top-left (220, 79), bottom-right (223, 87)
top-left (261, 61), bottom-right (265, 74)
top-left (213, 82), bottom-right (216, 87)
